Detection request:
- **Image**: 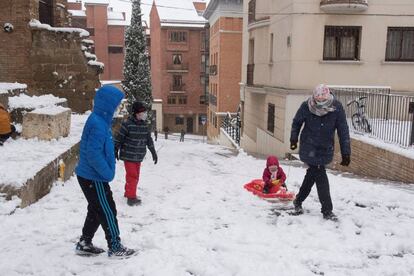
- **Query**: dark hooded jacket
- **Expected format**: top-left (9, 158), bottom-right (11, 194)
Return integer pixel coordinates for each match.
top-left (75, 85), bottom-right (124, 182)
top-left (290, 99), bottom-right (351, 166)
top-left (114, 113), bottom-right (155, 163)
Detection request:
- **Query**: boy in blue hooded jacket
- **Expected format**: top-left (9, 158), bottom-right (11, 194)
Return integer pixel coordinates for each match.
top-left (75, 85), bottom-right (135, 257)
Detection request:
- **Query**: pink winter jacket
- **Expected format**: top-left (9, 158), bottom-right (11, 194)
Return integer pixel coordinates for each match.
top-left (262, 156), bottom-right (286, 186)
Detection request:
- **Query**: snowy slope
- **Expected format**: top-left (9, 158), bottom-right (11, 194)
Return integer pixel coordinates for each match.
top-left (1, 135), bottom-right (413, 275)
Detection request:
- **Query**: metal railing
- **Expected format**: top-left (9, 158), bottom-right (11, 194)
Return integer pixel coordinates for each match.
top-left (166, 63), bottom-right (189, 71)
top-left (221, 112), bottom-right (241, 145)
top-left (170, 83), bottom-right (186, 92)
top-left (331, 86), bottom-right (414, 147)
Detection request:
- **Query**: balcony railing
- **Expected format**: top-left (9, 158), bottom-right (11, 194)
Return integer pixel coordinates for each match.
top-left (320, 0), bottom-right (368, 13)
top-left (209, 65), bottom-right (217, 76)
top-left (246, 64), bottom-right (254, 86)
top-left (166, 63), bottom-right (189, 72)
top-left (170, 84), bottom-right (186, 92)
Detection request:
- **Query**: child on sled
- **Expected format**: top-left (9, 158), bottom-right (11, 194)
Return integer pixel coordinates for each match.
top-left (262, 156), bottom-right (287, 194)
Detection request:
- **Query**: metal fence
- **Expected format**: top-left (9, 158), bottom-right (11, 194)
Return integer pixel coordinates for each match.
top-left (330, 86), bottom-right (414, 147)
top-left (221, 112), bottom-right (241, 146)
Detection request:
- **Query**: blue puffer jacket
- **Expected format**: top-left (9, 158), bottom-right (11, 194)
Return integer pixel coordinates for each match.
top-left (290, 99), bottom-right (351, 166)
top-left (75, 86), bottom-right (124, 182)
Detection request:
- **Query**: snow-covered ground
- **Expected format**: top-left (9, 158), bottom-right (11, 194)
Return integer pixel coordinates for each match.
top-left (0, 114), bottom-right (87, 187)
top-left (1, 135), bottom-right (414, 275)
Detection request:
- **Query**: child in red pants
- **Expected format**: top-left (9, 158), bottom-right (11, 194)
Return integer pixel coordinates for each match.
top-left (114, 101), bottom-right (158, 206)
top-left (262, 156), bottom-right (287, 194)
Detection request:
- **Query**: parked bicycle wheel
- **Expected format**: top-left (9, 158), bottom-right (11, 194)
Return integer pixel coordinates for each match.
top-left (351, 114), bottom-right (362, 132)
top-left (361, 117), bottom-right (372, 133)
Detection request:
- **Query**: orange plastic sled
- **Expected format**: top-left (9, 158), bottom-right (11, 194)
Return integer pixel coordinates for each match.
top-left (244, 179), bottom-right (295, 201)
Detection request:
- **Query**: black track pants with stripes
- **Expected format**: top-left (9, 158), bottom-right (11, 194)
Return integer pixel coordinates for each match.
top-left (77, 175), bottom-right (121, 250)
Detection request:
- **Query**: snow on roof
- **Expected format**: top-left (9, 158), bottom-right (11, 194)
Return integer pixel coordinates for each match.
top-left (29, 19), bottom-right (89, 37)
top-left (108, 11), bottom-right (124, 20)
top-left (109, 0), bottom-right (152, 27)
top-left (0, 83), bottom-right (27, 94)
top-left (161, 22), bottom-right (206, 28)
top-left (8, 94), bottom-right (66, 110)
top-left (68, 9), bottom-right (86, 17)
top-left (68, 0), bottom-right (81, 3)
top-left (154, 0), bottom-right (207, 27)
top-left (84, 0), bottom-right (109, 5)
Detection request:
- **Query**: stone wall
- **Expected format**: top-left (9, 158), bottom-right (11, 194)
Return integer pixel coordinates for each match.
top-left (0, 0), bottom-right (101, 113)
top-left (0, 0), bottom-right (33, 85)
top-left (0, 143), bottom-right (80, 207)
top-left (29, 28), bottom-right (100, 112)
top-left (331, 137), bottom-right (414, 184)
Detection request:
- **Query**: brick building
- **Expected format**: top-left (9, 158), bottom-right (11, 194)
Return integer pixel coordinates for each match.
top-left (68, 0), bottom-right (128, 81)
top-left (0, 0), bottom-right (101, 112)
top-left (150, 0), bottom-right (209, 134)
top-left (203, 0), bottom-right (243, 141)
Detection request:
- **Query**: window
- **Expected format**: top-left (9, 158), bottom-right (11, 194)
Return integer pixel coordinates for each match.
top-left (267, 103), bottom-right (275, 133)
top-left (323, 26), bottom-right (361, 60)
top-left (167, 96), bottom-right (176, 104)
top-left (108, 46), bottom-right (123, 54)
top-left (200, 95), bottom-right (206, 105)
top-left (386, 27), bottom-right (414, 61)
top-left (172, 54), bottom-right (182, 65)
top-left (269, 33), bottom-right (274, 62)
top-left (178, 96), bottom-right (187, 105)
top-left (248, 0), bottom-right (256, 24)
top-left (86, 27), bottom-right (95, 36)
top-left (169, 31), bottom-right (187, 42)
top-left (176, 117), bottom-right (184, 125)
top-left (173, 75), bottom-right (183, 89)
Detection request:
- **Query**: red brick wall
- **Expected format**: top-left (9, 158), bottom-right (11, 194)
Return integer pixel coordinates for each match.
top-left (150, 4), bottom-right (162, 100)
top-left (86, 4), bottom-right (109, 79)
top-left (331, 137), bottom-right (414, 184)
top-left (108, 25), bottom-right (125, 80)
top-left (67, 2), bottom-right (82, 10)
top-left (150, 4), bottom-right (207, 133)
top-left (207, 17), bottom-right (242, 140)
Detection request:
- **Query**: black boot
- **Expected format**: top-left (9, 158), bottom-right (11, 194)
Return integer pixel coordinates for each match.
top-left (127, 197), bottom-right (142, 206)
top-left (293, 199), bottom-right (304, 214)
top-left (323, 211), bottom-right (338, 221)
top-left (75, 240), bottom-right (105, 255)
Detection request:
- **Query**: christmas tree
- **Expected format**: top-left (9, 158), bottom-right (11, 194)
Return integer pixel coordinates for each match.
top-left (122, 0), bottom-right (153, 114)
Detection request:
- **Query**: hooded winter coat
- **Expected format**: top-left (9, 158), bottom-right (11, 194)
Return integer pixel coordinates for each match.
top-left (75, 86), bottom-right (124, 182)
top-left (262, 156), bottom-right (286, 186)
top-left (290, 99), bottom-right (351, 166)
top-left (114, 115), bottom-right (155, 163)
top-left (0, 104), bottom-right (12, 135)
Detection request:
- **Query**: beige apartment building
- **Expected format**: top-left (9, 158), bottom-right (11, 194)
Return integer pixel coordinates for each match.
top-left (240, 0), bottom-right (414, 156)
top-left (203, 0), bottom-right (243, 142)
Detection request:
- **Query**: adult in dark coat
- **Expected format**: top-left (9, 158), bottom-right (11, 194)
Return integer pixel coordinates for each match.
top-left (290, 84), bottom-right (351, 220)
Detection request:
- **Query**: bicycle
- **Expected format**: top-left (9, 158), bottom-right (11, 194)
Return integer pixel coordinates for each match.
top-left (347, 96), bottom-right (372, 133)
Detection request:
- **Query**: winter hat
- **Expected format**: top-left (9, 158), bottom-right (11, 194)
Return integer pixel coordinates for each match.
top-left (313, 84), bottom-right (331, 102)
top-left (266, 155), bottom-right (280, 168)
top-left (131, 101), bottom-right (146, 114)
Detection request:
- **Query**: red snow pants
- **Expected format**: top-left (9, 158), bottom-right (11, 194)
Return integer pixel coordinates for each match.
top-left (124, 161), bottom-right (141, 199)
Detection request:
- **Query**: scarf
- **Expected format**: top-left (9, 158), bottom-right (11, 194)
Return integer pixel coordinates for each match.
top-left (307, 94), bottom-right (335, 116)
